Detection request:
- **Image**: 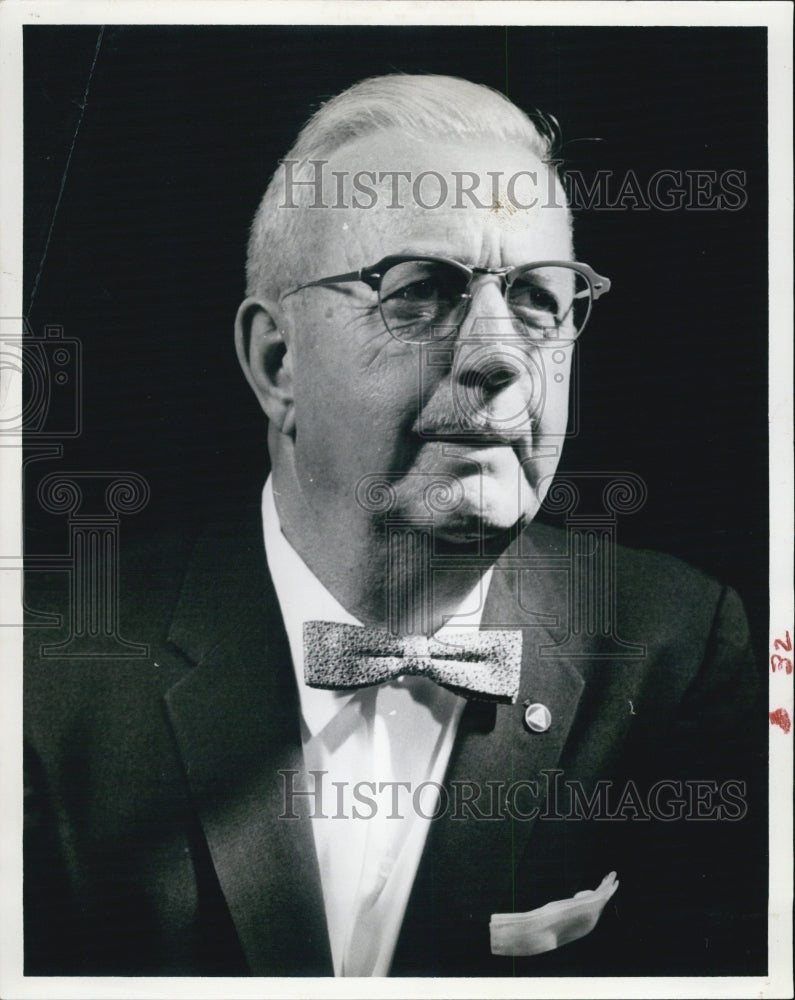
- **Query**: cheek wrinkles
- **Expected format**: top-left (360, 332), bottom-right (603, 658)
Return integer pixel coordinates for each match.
top-left (351, 312), bottom-right (411, 371)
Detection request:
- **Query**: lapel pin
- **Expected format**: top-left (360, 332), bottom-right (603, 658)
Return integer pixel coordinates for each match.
top-left (523, 702), bottom-right (552, 733)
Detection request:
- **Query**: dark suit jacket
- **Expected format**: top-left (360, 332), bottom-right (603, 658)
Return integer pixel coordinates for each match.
top-left (24, 502), bottom-right (767, 977)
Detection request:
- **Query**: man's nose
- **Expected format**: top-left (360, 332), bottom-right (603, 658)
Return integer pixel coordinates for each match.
top-left (453, 278), bottom-right (533, 403)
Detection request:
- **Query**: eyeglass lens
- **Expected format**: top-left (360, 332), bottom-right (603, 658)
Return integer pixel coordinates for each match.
top-left (378, 260), bottom-right (591, 343)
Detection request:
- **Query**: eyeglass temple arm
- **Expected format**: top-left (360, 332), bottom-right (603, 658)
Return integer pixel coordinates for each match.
top-left (285, 269), bottom-right (380, 298)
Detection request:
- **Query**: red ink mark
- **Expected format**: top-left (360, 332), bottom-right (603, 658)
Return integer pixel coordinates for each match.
top-left (773, 631), bottom-right (792, 652)
top-left (769, 708), bottom-right (791, 734)
top-left (771, 654), bottom-right (793, 674)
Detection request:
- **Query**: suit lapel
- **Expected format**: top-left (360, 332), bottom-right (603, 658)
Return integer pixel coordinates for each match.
top-left (163, 504), bottom-right (332, 975)
top-left (392, 524), bottom-right (586, 973)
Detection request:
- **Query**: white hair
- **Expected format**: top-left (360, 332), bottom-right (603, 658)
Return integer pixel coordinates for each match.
top-left (246, 74), bottom-right (560, 299)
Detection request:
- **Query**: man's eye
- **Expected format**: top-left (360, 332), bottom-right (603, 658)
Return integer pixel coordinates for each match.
top-left (380, 264), bottom-right (464, 308)
top-left (390, 278), bottom-right (439, 302)
top-left (510, 281), bottom-right (561, 316)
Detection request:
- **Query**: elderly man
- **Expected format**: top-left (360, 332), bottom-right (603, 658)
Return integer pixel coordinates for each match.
top-left (25, 75), bottom-right (764, 978)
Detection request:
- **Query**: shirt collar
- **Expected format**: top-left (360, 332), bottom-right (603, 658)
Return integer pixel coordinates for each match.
top-left (262, 476), bottom-right (358, 735)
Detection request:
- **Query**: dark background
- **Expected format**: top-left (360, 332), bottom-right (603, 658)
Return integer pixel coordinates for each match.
top-left (23, 25), bottom-right (768, 665)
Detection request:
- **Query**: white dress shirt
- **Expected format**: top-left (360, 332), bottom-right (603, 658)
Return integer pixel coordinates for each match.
top-left (262, 477), bottom-right (493, 976)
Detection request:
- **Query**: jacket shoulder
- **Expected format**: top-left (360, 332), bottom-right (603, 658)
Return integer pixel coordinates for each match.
top-left (525, 518), bottom-right (726, 609)
top-left (519, 519), bottom-right (753, 690)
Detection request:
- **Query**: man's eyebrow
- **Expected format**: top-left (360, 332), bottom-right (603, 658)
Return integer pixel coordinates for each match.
top-left (391, 249), bottom-right (470, 264)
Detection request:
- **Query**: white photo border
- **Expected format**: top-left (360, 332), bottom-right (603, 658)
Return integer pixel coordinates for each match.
top-left (1, 2), bottom-right (791, 998)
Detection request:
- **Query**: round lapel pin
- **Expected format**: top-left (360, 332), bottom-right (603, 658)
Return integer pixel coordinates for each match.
top-left (523, 702), bottom-right (552, 733)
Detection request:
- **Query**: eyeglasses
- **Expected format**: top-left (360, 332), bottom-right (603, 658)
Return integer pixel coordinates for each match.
top-left (281, 254), bottom-right (611, 344)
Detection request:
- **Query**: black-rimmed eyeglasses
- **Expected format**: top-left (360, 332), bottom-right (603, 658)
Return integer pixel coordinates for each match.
top-left (281, 254), bottom-right (611, 343)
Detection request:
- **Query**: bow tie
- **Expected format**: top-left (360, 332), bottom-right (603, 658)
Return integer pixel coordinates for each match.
top-left (303, 621), bottom-right (522, 703)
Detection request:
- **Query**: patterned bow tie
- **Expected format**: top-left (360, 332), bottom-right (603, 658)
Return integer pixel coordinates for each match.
top-left (303, 621), bottom-right (522, 703)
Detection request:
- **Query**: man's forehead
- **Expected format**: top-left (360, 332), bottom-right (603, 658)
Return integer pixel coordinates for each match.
top-left (327, 130), bottom-right (561, 211)
top-left (303, 130), bottom-right (572, 270)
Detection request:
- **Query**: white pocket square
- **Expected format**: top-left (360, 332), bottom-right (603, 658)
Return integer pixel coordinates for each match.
top-left (490, 871), bottom-right (619, 957)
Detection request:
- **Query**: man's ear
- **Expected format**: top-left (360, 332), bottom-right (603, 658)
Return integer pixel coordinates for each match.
top-left (235, 297), bottom-right (296, 436)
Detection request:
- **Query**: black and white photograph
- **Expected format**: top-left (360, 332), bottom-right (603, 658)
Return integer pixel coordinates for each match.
top-left (1, 2), bottom-right (791, 996)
